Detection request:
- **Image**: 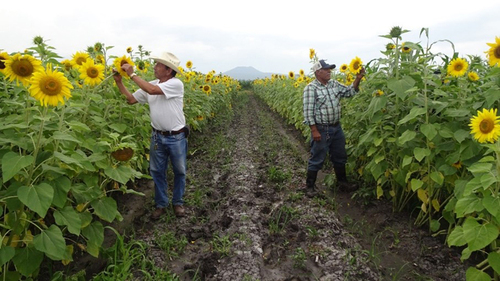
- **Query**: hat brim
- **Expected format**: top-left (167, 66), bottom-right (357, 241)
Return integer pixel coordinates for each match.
top-left (151, 57), bottom-right (180, 73)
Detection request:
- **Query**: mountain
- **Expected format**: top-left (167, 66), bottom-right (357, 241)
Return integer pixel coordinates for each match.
top-left (223, 66), bottom-right (276, 81)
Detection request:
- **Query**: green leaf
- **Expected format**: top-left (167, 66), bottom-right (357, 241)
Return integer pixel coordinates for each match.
top-left (53, 151), bottom-right (83, 168)
top-left (480, 173), bottom-right (497, 190)
top-left (51, 131), bottom-right (82, 144)
top-left (397, 107), bottom-right (426, 125)
top-left (444, 108), bottom-right (471, 118)
top-left (466, 267), bottom-right (491, 281)
top-left (455, 194), bottom-right (484, 217)
top-left (366, 95), bottom-right (387, 117)
top-left (104, 165), bottom-right (136, 184)
top-left (12, 247), bottom-right (44, 277)
top-left (447, 226), bottom-right (466, 247)
top-left (402, 155), bottom-right (412, 168)
top-left (464, 177), bottom-right (483, 196)
top-left (453, 129), bottom-right (470, 143)
top-left (488, 252), bottom-right (500, 275)
top-left (387, 76), bottom-right (415, 100)
top-left (17, 183), bottom-right (54, 217)
top-left (414, 147), bottom-right (430, 162)
top-left (109, 123), bottom-right (128, 133)
top-left (0, 246), bottom-right (15, 266)
top-left (463, 217), bottom-right (499, 252)
top-left (484, 88), bottom-right (500, 108)
top-left (482, 193), bottom-right (500, 218)
top-left (67, 120), bottom-right (91, 132)
top-left (91, 197), bottom-right (119, 222)
top-left (52, 176), bottom-right (71, 208)
top-left (420, 123), bottom-right (437, 141)
top-left (54, 206), bottom-right (82, 235)
top-left (430, 171), bottom-right (444, 186)
top-left (398, 130), bottom-right (416, 145)
top-left (82, 221), bottom-right (104, 257)
top-left (410, 179), bottom-right (424, 191)
top-left (467, 162), bottom-right (493, 175)
top-left (2, 152), bottom-right (35, 183)
top-left (33, 225), bottom-right (66, 260)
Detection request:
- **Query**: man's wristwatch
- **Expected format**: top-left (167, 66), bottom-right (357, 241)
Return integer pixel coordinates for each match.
top-left (130, 73), bottom-right (137, 79)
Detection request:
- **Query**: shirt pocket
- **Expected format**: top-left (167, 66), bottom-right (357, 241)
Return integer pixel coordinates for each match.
top-left (315, 94), bottom-right (327, 108)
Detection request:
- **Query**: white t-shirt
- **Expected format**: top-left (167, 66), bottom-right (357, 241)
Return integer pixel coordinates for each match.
top-left (132, 77), bottom-right (186, 131)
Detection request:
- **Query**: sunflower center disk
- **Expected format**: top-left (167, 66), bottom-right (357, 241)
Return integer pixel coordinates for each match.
top-left (42, 78), bottom-right (62, 96)
top-left (14, 60), bottom-right (34, 77)
top-left (480, 119), bottom-right (494, 134)
top-left (88, 68), bottom-right (99, 78)
top-left (495, 46), bottom-right (500, 58)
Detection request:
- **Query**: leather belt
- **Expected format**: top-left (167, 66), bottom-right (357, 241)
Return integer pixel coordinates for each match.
top-left (317, 122), bottom-right (339, 127)
top-left (153, 127), bottom-right (186, 136)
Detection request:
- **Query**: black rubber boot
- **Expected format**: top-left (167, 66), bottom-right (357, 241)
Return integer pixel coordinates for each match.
top-left (305, 170), bottom-right (318, 197)
top-left (334, 165), bottom-right (357, 192)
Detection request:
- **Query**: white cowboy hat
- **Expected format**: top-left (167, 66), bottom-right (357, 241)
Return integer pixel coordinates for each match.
top-left (150, 52), bottom-right (181, 73)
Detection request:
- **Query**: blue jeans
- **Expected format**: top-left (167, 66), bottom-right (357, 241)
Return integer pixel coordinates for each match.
top-left (308, 124), bottom-right (347, 172)
top-left (149, 131), bottom-right (187, 208)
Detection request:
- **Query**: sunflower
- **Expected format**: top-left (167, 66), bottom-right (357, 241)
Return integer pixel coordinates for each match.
top-left (349, 57), bottom-right (363, 74)
top-left (126, 47), bottom-right (133, 53)
top-left (71, 51), bottom-right (90, 67)
top-left (186, 60), bottom-right (193, 69)
top-left (113, 55), bottom-right (134, 77)
top-left (94, 42), bottom-right (103, 53)
top-left (0, 52), bottom-right (10, 74)
top-left (60, 59), bottom-right (73, 71)
top-left (486, 36), bottom-right (500, 67)
top-left (309, 48), bottom-right (315, 60)
top-left (401, 42), bottom-right (411, 53)
top-left (288, 71), bottom-right (295, 79)
top-left (96, 54), bottom-right (105, 64)
top-left (202, 84), bottom-right (211, 95)
top-left (451, 161), bottom-right (462, 169)
top-left (29, 63), bottom-right (73, 107)
top-left (339, 64), bottom-right (348, 73)
top-left (447, 58), bottom-right (468, 77)
top-left (373, 89), bottom-right (384, 97)
top-left (467, 71), bottom-right (479, 81)
top-left (4, 53), bottom-right (43, 86)
top-left (79, 59), bottom-right (105, 86)
top-left (386, 43), bottom-right (396, 50)
top-left (469, 108), bottom-right (500, 143)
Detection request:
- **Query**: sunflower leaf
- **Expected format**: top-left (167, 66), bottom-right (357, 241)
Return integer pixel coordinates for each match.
top-left (2, 152), bottom-right (34, 183)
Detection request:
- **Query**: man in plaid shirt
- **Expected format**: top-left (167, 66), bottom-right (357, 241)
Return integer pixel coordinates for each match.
top-left (303, 59), bottom-right (365, 196)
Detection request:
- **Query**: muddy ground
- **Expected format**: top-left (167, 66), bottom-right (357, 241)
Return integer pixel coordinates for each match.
top-left (61, 92), bottom-right (469, 280)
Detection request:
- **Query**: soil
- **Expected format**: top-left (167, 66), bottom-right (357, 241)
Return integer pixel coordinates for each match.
top-left (48, 92), bottom-right (469, 280)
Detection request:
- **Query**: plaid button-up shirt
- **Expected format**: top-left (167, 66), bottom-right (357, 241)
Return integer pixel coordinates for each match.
top-left (303, 79), bottom-right (358, 126)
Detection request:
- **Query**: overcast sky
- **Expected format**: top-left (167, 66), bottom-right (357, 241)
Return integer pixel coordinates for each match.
top-left (2, 0), bottom-right (499, 75)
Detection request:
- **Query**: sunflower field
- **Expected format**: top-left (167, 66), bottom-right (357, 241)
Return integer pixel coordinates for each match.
top-left (253, 27), bottom-right (500, 280)
top-left (0, 37), bottom-right (239, 280)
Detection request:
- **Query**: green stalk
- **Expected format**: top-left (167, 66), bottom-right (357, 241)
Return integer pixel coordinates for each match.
top-left (26, 106), bottom-right (48, 185)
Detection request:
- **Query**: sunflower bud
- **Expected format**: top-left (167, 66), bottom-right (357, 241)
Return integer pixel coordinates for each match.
top-left (389, 26), bottom-right (403, 38)
top-left (33, 36), bottom-right (44, 45)
top-left (94, 42), bottom-right (103, 52)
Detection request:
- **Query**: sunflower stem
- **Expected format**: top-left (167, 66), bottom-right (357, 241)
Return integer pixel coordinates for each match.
top-left (27, 106), bottom-right (48, 185)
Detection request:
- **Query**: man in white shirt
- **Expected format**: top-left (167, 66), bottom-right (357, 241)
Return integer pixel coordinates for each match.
top-left (113, 51), bottom-right (187, 219)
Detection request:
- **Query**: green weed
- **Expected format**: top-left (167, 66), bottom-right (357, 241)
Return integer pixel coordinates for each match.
top-left (154, 230), bottom-right (188, 259)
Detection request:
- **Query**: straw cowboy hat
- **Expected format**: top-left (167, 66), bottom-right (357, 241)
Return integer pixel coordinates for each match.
top-left (150, 52), bottom-right (181, 73)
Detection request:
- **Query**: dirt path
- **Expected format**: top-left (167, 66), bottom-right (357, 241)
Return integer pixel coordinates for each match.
top-left (113, 92), bottom-right (466, 280)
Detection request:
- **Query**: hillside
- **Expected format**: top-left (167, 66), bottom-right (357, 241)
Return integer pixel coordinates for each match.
top-left (223, 66), bottom-right (276, 80)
